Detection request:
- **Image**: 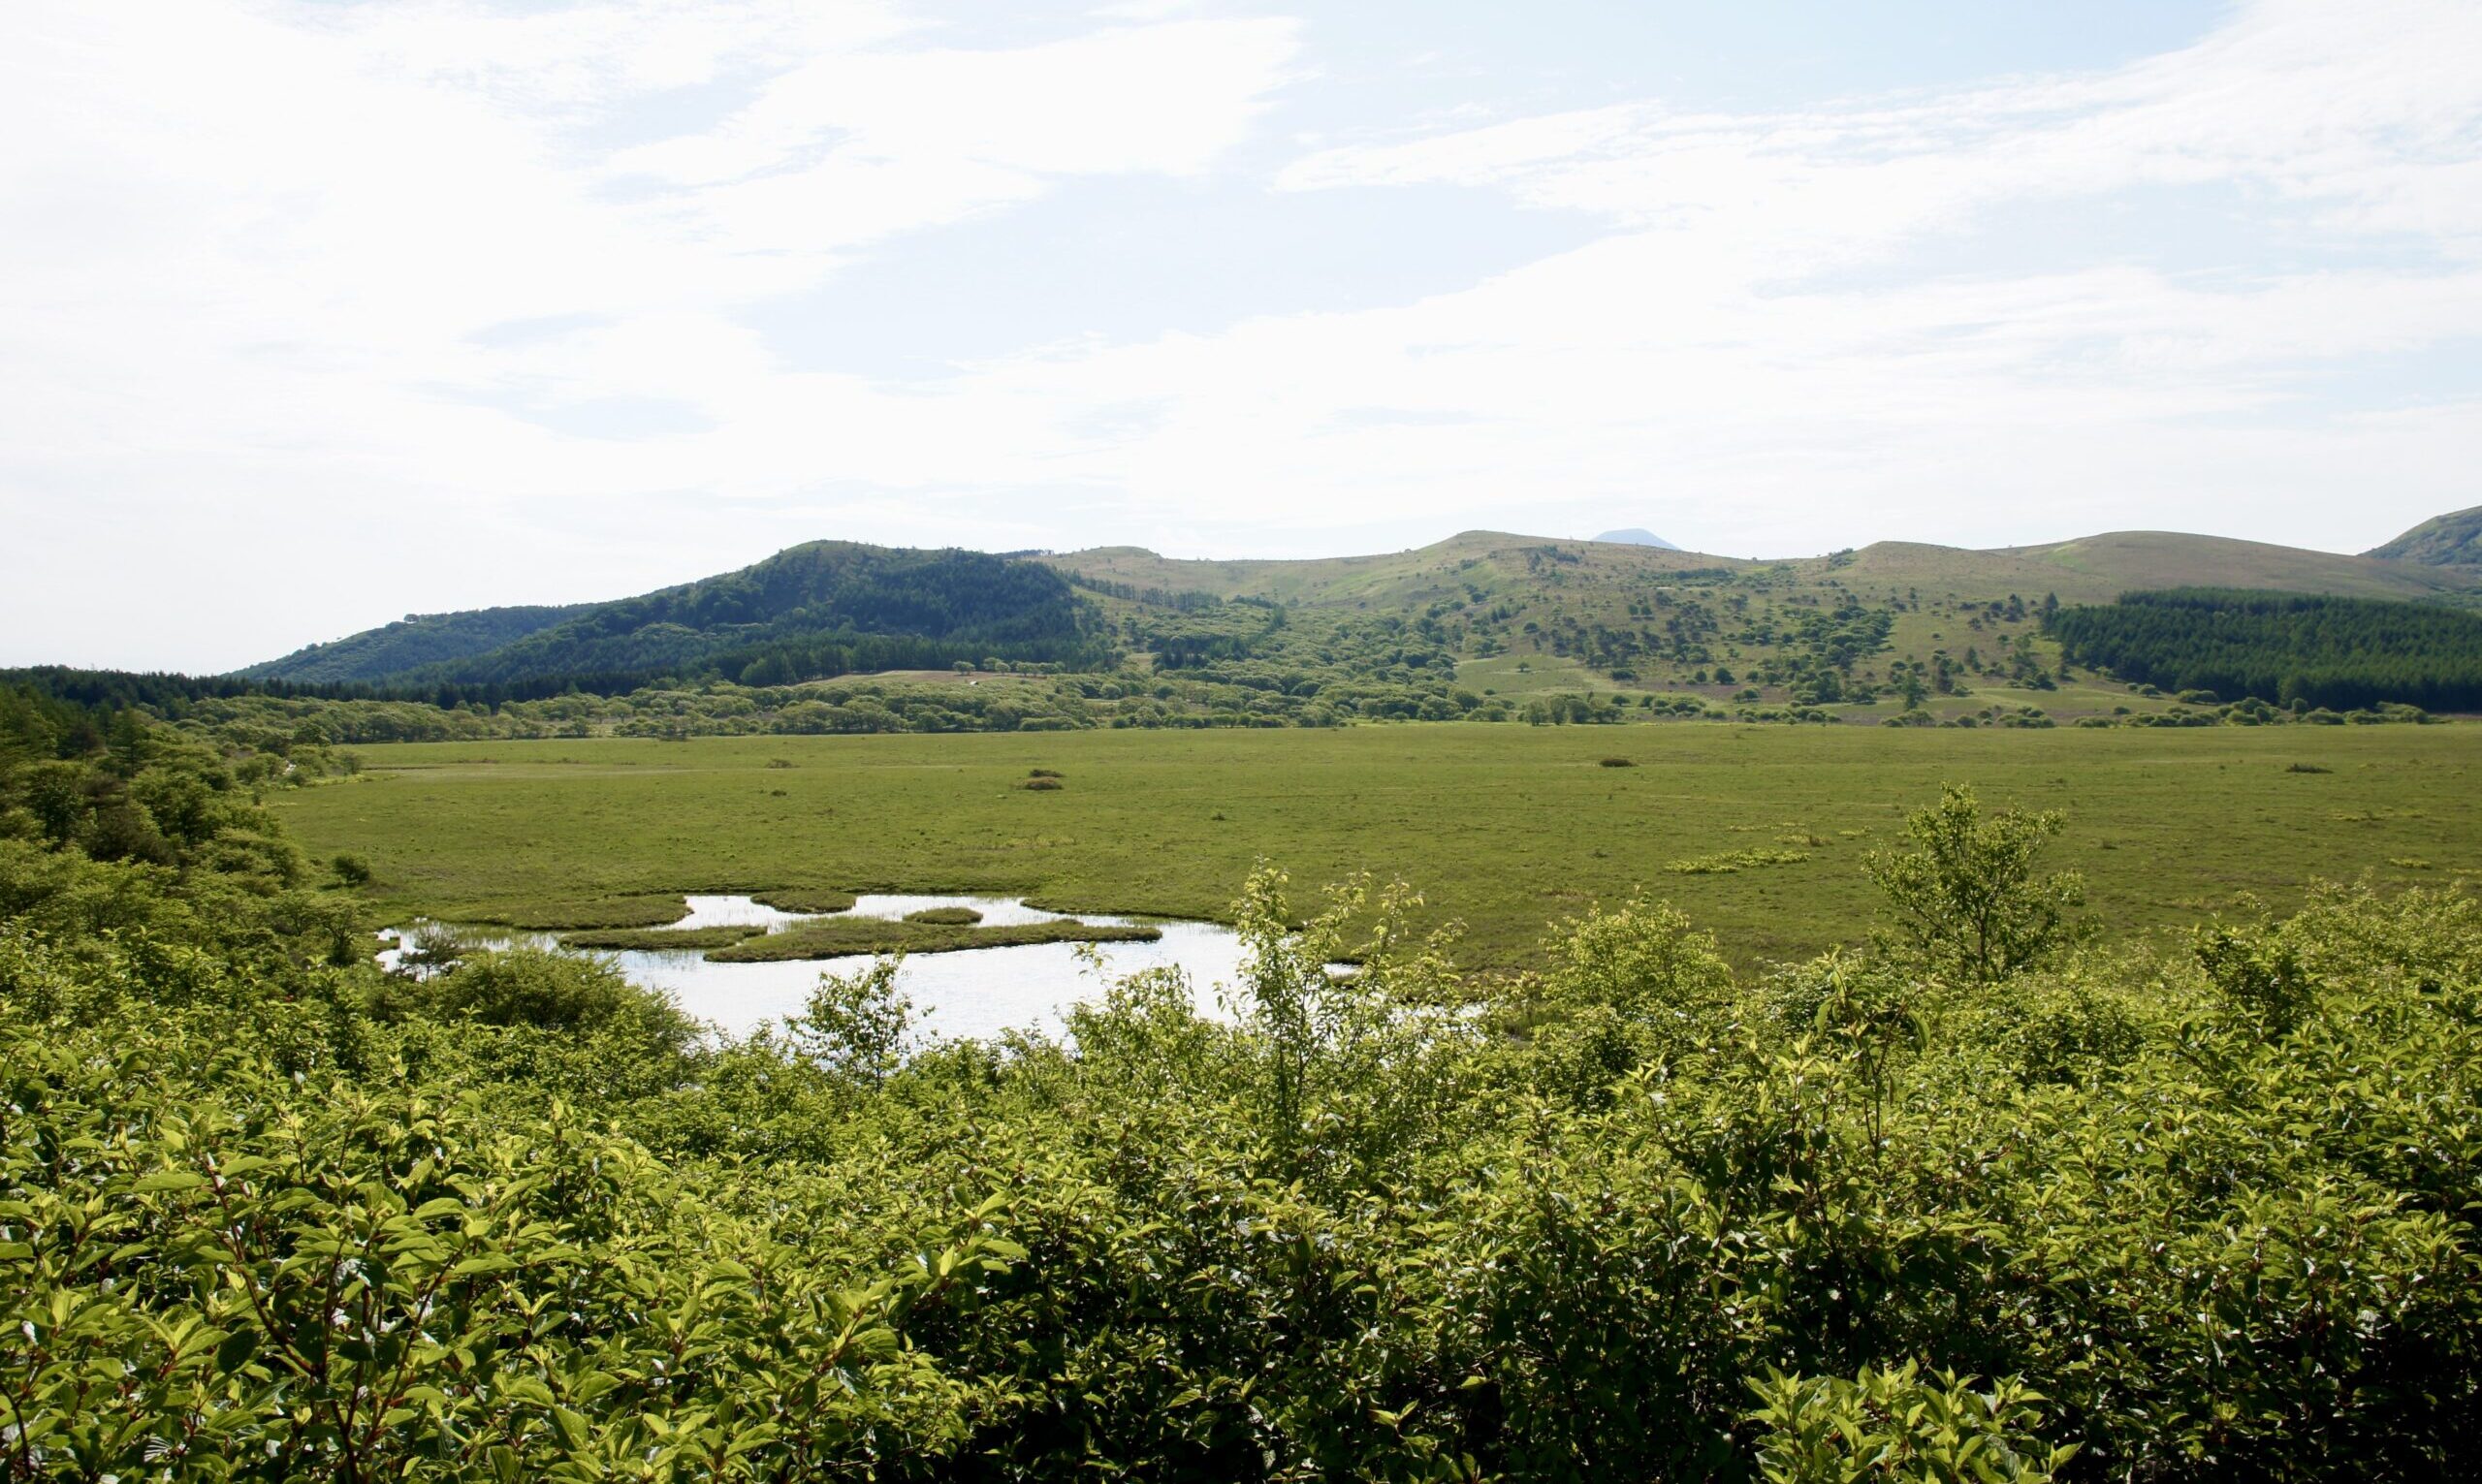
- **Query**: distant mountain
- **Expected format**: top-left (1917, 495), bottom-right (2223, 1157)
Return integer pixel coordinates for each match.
top-left (241, 516), bottom-right (2482, 700)
top-left (1037, 525), bottom-right (2479, 701)
top-left (1044, 527), bottom-right (2475, 610)
top-left (243, 542), bottom-right (1104, 690)
top-left (2367, 505), bottom-right (2482, 569)
top-left (1593, 528), bottom-right (1680, 550)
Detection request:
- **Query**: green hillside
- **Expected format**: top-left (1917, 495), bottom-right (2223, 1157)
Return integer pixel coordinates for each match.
top-left (2000, 529), bottom-right (2476, 600)
top-left (235, 518), bottom-right (2482, 723)
top-left (239, 602), bottom-right (594, 683)
top-left (1045, 525), bottom-right (2481, 719)
top-left (246, 542), bottom-right (1106, 691)
top-left (1049, 525), bottom-right (2471, 612)
top-left (2368, 504), bottom-right (2482, 569)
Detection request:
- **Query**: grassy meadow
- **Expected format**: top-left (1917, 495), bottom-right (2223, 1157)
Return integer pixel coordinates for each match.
top-left (275, 722), bottom-right (2481, 966)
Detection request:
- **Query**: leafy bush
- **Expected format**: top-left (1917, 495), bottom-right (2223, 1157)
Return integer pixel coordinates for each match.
top-left (1864, 785), bottom-right (2087, 982)
top-left (1748, 1364), bottom-right (2078, 1482)
top-left (7, 724), bottom-right (2482, 1478)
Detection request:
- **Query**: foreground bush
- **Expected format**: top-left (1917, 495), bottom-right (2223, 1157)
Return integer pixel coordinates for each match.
top-left (5, 717), bottom-right (2480, 1479)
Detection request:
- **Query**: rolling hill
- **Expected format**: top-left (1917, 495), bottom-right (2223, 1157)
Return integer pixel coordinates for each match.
top-left (240, 603), bottom-right (596, 684)
top-left (1039, 526), bottom-right (2470, 612)
top-left (244, 542), bottom-right (1106, 691)
top-left (2367, 504), bottom-right (2482, 569)
top-left (239, 518), bottom-right (2481, 714)
top-left (1991, 530), bottom-right (2476, 602)
top-left (1037, 524), bottom-right (2479, 711)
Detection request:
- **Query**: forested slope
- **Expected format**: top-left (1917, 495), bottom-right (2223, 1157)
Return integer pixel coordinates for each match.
top-left (238, 603), bottom-right (594, 683)
top-left (2046, 588), bottom-right (2482, 711)
top-left (247, 542), bottom-right (1110, 691)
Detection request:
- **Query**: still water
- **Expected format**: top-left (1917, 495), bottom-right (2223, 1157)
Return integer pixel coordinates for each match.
top-left (380, 894), bottom-right (1247, 1042)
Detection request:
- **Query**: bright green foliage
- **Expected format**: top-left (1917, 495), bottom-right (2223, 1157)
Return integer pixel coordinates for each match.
top-left (1748, 1364), bottom-right (2077, 1482)
top-left (1543, 893), bottom-right (1734, 1021)
top-left (7, 715), bottom-right (2482, 1478)
top-left (1226, 868), bottom-right (1477, 1186)
top-left (0, 1058), bottom-right (1011, 1480)
top-left (782, 957), bottom-right (917, 1084)
top-left (1519, 894), bottom-right (1738, 1106)
top-left (1864, 786), bottom-right (2088, 983)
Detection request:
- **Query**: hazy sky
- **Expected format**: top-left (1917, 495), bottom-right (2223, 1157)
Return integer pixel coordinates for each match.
top-left (7, 0), bottom-right (2481, 671)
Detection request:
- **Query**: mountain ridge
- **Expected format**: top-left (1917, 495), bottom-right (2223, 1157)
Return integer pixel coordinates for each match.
top-left (245, 541), bottom-right (1105, 689)
top-left (2367, 504), bottom-right (2482, 569)
top-left (241, 516), bottom-right (2482, 693)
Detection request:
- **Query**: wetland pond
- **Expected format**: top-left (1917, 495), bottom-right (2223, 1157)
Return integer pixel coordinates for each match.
top-left (380, 893), bottom-right (1247, 1042)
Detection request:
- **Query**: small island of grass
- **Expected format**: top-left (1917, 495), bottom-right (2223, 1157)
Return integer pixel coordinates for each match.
top-left (708, 916), bottom-right (1160, 963)
top-left (558, 925), bottom-right (770, 951)
top-left (751, 887), bottom-right (858, 914)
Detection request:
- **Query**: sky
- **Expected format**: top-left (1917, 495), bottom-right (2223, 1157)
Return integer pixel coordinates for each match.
top-left (5, 0), bottom-right (2481, 671)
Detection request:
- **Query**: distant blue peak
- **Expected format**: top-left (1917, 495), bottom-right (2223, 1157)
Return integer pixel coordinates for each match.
top-left (1593, 528), bottom-right (1680, 550)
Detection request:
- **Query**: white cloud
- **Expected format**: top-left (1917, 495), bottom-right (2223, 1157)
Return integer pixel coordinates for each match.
top-left (1281, 0), bottom-right (2482, 258)
top-left (614, 19), bottom-right (1299, 186)
top-left (2, 0), bottom-right (2479, 669)
top-left (0, 1), bottom-right (1303, 666)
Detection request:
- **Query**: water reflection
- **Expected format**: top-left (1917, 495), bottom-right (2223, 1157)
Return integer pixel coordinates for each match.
top-left (380, 894), bottom-right (1245, 1043)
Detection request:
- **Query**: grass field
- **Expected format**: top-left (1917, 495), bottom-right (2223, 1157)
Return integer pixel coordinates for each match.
top-left (273, 724), bottom-right (2482, 968)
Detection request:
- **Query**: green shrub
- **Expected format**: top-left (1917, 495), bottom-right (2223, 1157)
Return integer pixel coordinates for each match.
top-left (11, 737), bottom-right (2482, 1479)
top-left (1749, 1364), bottom-right (2077, 1482)
top-left (404, 949), bottom-right (696, 1051)
top-left (1863, 785), bottom-right (2087, 982)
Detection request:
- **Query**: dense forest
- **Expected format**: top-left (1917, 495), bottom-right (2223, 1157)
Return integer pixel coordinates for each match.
top-left (248, 543), bottom-right (1113, 691)
top-left (6, 698), bottom-right (2481, 1478)
top-left (0, 662), bottom-right (679, 714)
top-left (2045, 588), bottom-right (2482, 711)
top-left (239, 603), bottom-right (598, 685)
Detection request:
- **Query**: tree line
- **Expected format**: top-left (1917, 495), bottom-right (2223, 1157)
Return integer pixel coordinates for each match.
top-left (2045, 587), bottom-right (2482, 711)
